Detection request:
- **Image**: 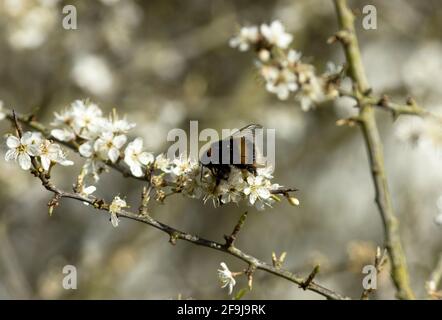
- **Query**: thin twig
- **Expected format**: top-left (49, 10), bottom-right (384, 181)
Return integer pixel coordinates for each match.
top-left (300, 265), bottom-right (320, 290)
top-left (333, 0), bottom-right (414, 299)
top-left (360, 247), bottom-right (387, 300)
top-left (224, 211), bottom-right (248, 247)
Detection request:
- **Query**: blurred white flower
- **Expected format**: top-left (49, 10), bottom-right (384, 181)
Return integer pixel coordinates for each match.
top-left (286, 49), bottom-right (302, 65)
top-left (5, 132), bottom-right (41, 170)
top-left (260, 20), bottom-right (293, 49)
top-left (264, 68), bottom-right (298, 100)
top-left (402, 43), bottom-right (442, 96)
top-left (94, 132), bottom-right (127, 163)
top-left (298, 74), bottom-right (324, 111)
top-left (0, 101), bottom-right (5, 121)
top-left (325, 62), bottom-right (343, 76)
top-left (434, 213), bottom-right (442, 226)
top-left (258, 49), bottom-right (271, 62)
top-left (8, 7), bottom-right (56, 50)
top-left (124, 138), bottom-right (154, 177)
top-left (109, 196), bottom-right (127, 228)
top-left (217, 262), bottom-right (236, 295)
top-left (229, 26), bottom-right (259, 51)
top-left (71, 55), bottom-right (114, 96)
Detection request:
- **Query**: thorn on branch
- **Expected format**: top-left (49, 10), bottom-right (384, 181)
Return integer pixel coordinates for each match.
top-left (48, 193), bottom-right (62, 216)
top-left (224, 211), bottom-right (248, 247)
top-left (300, 265), bottom-right (320, 290)
top-left (246, 264), bottom-right (257, 291)
top-left (139, 186), bottom-right (151, 216)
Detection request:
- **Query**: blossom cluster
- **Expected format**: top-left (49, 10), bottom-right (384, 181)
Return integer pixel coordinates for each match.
top-left (45, 100), bottom-right (291, 211)
top-left (5, 131), bottom-right (73, 171)
top-left (151, 156), bottom-right (283, 211)
top-left (1, 100), bottom-right (294, 216)
top-left (230, 20), bottom-right (341, 110)
top-left (49, 100), bottom-right (153, 182)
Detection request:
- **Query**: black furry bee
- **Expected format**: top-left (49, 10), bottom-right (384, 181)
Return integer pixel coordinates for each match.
top-left (200, 124), bottom-right (266, 183)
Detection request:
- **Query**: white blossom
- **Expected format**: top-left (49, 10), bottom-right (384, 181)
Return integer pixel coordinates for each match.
top-left (109, 196), bottom-right (127, 227)
top-left (38, 139), bottom-right (73, 170)
top-left (51, 108), bottom-right (75, 127)
top-left (124, 138), bottom-right (154, 177)
top-left (263, 67), bottom-right (298, 100)
top-left (243, 175), bottom-right (273, 210)
top-left (217, 262), bottom-right (236, 295)
top-left (102, 112), bottom-right (136, 135)
top-left (154, 153), bottom-right (172, 172)
top-left (171, 156), bottom-right (198, 176)
top-left (94, 132), bottom-right (127, 163)
top-left (71, 100), bottom-right (103, 138)
top-left (218, 167), bottom-right (246, 204)
top-left (260, 20), bottom-right (293, 49)
top-left (5, 132), bottom-right (41, 170)
top-left (229, 26), bottom-right (259, 51)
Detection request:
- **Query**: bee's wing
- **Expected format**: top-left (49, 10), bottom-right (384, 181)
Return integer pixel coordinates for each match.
top-left (230, 124), bottom-right (267, 167)
top-left (230, 124), bottom-right (263, 140)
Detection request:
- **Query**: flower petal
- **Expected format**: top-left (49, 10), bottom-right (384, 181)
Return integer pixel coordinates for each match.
top-left (6, 136), bottom-right (20, 148)
top-left (79, 142), bottom-right (93, 157)
top-left (18, 153), bottom-right (31, 170)
top-left (40, 155), bottom-right (51, 171)
top-left (113, 135), bottom-right (127, 148)
top-left (138, 152), bottom-right (154, 165)
top-left (130, 164), bottom-right (143, 177)
top-left (5, 149), bottom-right (17, 161)
top-left (108, 147), bottom-right (120, 163)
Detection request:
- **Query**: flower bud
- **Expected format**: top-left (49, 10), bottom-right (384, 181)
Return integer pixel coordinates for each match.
top-left (258, 49), bottom-right (270, 62)
top-left (288, 196), bottom-right (300, 206)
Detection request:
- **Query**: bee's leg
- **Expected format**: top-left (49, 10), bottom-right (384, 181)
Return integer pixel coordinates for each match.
top-left (218, 195), bottom-right (224, 206)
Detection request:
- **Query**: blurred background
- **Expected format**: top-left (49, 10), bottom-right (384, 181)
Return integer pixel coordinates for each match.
top-left (0, 0), bottom-right (442, 299)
